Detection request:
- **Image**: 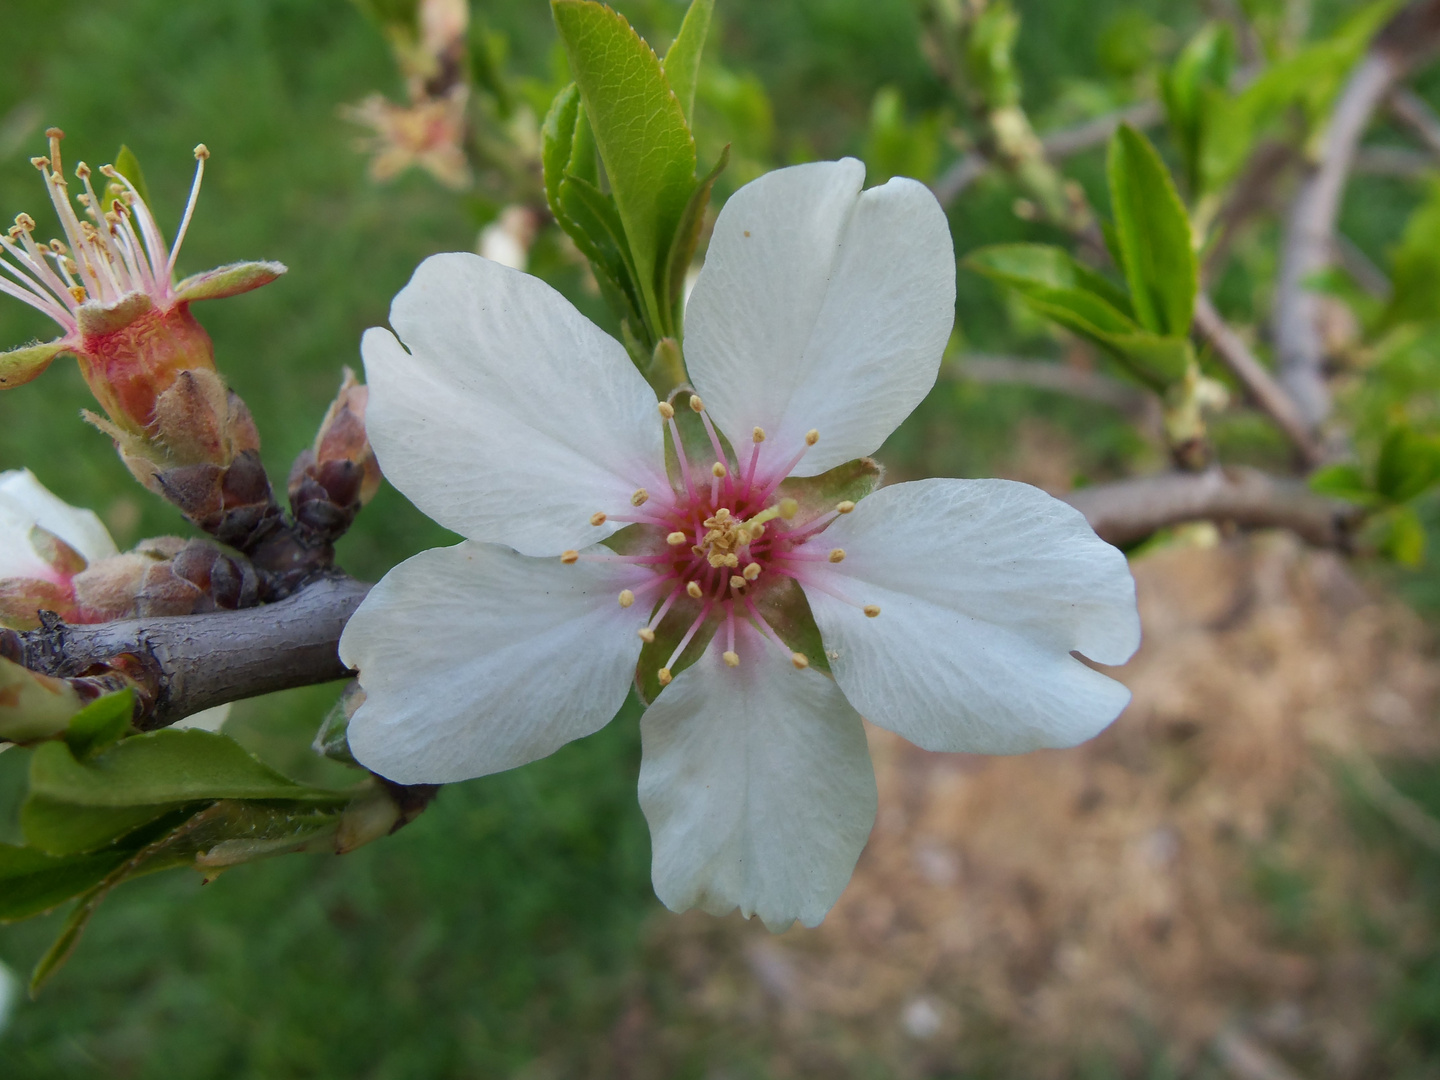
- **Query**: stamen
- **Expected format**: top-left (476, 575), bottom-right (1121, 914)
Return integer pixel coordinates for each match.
top-left (658, 668), bottom-right (673, 686)
top-left (723, 651), bottom-right (740, 667)
top-left (743, 562), bottom-right (761, 580)
top-left (753, 427), bottom-right (765, 443)
top-left (685, 581), bottom-right (703, 599)
top-left (791, 653), bottom-right (810, 670)
top-left (618, 589), bottom-right (635, 608)
top-left (639, 628), bottom-right (656, 643)
top-left (166, 144), bottom-right (208, 277)
top-left (688, 394), bottom-right (704, 412)
top-left (657, 401), bottom-right (675, 420)
top-left (663, 600), bottom-right (714, 672)
top-left (729, 575), bottom-right (746, 590)
top-left (666, 531), bottom-right (688, 546)
top-left (837, 500), bottom-right (855, 513)
top-left (864, 605), bottom-right (881, 618)
top-left (828, 548), bottom-right (846, 563)
top-left (590, 512), bottom-right (607, 526)
top-left (805, 429), bottom-right (819, 446)
top-left (560, 550), bottom-right (579, 564)
top-left (631, 488), bottom-right (649, 507)
top-left (711, 462), bottom-right (727, 478)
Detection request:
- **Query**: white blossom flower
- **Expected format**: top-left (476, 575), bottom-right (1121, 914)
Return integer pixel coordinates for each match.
top-left (341, 159), bottom-right (1141, 930)
top-left (0, 468), bottom-right (116, 582)
top-left (0, 469), bottom-right (228, 731)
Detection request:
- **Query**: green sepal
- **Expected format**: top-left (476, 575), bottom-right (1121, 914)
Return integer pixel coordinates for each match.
top-left (174, 260), bottom-right (287, 303)
top-left (0, 338), bottom-right (69, 391)
top-left (776, 457), bottom-right (883, 520)
top-left (662, 0), bottom-right (716, 125)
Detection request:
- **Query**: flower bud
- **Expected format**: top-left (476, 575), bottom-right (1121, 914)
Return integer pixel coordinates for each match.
top-left (288, 369), bottom-right (382, 544)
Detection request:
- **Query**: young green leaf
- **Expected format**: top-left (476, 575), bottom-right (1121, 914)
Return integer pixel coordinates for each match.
top-left (1308, 463), bottom-right (1380, 506)
top-left (552, 0), bottom-right (698, 337)
top-left (1160, 22), bottom-right (1235, 195)
top-left (664, 145), bottom-right (729, 333)
top-left (1376, 424), bottom-right (1440, 504)
top-left (1106, 124), bottom-right (1197, 338)
top-left (112, 145), bottom-right (151, 208)
top-left (63, 688), bottom-right (134, 761)
top-left (663, 0), bottom-right (716, 125)
top-left (0, 843), bottom-right (132, 922)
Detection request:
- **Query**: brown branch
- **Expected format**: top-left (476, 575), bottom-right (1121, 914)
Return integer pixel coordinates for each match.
top-left (10, 575), bottom-right (369, 730)
top-left (1389, 85), bottom-right (1440, 157)
top-left (1272, 0), bottom-right (1440, 429)
top-left (932, 101), bottom-right (1163, 205)
top-left (1061, 467), bottom-right (1361, 549)
top-left (1191, 295), bottom-right (1324, 466)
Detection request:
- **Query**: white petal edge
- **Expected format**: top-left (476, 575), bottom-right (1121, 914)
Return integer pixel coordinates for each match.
top-left (799, 478), bottom-right (1140, 754)
top-left (639, 621), bottom-right (877, 931)
top-left (341, 540), bottom-right (651, 784)
top-left (171, 703), bottom-right (232, 732)
top-left (0, 469), bottom-right (117, 581)
top-left (684, 159), bottom-right (955, 476)
top-left (363, 253), bottom-right (666, 557)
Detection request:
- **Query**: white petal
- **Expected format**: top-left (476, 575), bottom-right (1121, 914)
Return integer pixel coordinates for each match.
top-left (340, 540), bottom-right (650, 784)
top-left (684, 160), bottom-right (955, 475)
top-left (0, 469), bottom-right (117, 573)
top-left (171, 703), bottom-right (231, 732)
top-left (363, 253), bottom-right (666, 557)
top-left (800, 478), bottom-right (1140, 754)
top-left (0, 471), bottom-right (116, 562)
top-left (639, 622), bottom-right (877, 931)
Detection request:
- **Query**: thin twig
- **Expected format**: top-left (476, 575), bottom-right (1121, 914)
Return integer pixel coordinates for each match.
top-left (1273, 0), bottom-right (1440, 429)
top-left (1389, 85), bottom-right (1440, 157)
top-left (1061, 467), bottom-right (1361, 548)
top-left (932, 101), bottom-right (1163, 205)
top-left (948, 354), bottom-right (1158, 423)
top-left (1192, 295), bottom-right (1324, 465)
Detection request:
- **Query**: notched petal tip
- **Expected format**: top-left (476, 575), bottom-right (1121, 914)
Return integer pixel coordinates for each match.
top-left (174, 260), bottom-right (288, 303)
top-left (0, 339), bottom-right (69, 389)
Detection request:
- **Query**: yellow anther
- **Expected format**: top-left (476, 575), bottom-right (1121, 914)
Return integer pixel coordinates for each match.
top-left (724, 553), bottom-right (739, 568)
top-left (723, 651), bottom-right (740, 668)
top-left (685, 581), bottom-right (703, 599)
top-left (30, 156), bottom-right (48, 170)
top-left (743, 562), bottom-right (761, 581)
top-left (778, 497), bottom-right (798, 520)
top-left (836, 500), bottom-right (856, 514)
top-left (730, 575), bottom-right (746, 590)
top-left (68, 286), bottom-right (86, 303)
top-left (638, 627), bottom-right (656, 643)
top-left (791, 652), bottom-right (810, 670)
top-left (864, 604), bottom-right (881, 618)
top-left (752, 427), bottom-right (766, 444)
top-left (618, 590), bottom-right (635, 608)
top-left (631, 488), bottom-right (649, 507)
top-left (14, 213), bottom-right (34, 232)
top-left (75, 162), bottom-right (90, 179)
top-left (590, 512), bottom-right (607, 526)
top-left (714, 507), bottom-right (731, 521)
top-left (560, 550), bottom-right (579, 564)
top-left (657, 401), bottom-right (675, 420)
top-left (657, 668), bottom-right (673, 686)
top-left (711, 462), bottom-right (727, 479)
top-left (688, 394), bottom-right (704, 412)
top-left (805, 429), bottom-right (819, 446)
top-left (828, 548), bottom-right (846, 563)
top-left (194, 143), bottom-right (211, 160)
top-left (46, 127), bottom-right (63, 140)
top-left (666, 531), bottom-right (688, 546)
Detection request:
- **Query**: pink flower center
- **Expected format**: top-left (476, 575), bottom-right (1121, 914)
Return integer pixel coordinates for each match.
top-left (562, 394), bottom-right (878, 684)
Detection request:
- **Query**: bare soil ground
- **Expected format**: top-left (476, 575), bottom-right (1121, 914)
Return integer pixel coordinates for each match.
top-left (637, 535), bottom-right (1440, 1078)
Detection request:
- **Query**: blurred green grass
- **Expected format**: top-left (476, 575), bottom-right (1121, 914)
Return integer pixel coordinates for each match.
top-left (0, 0), bottom-right (1437, 1075)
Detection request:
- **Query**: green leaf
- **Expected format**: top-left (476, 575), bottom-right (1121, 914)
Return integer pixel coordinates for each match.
top-left (0, 843), bottom-right (132, 922)
top-left (1308, 463), bottom-right (1379, 506)
top-left (112, 145), bottom-right (151, 208)
top-left (469, 23), bottom-right (514, 117)
top-left (1106, 124), bottom-right (1197, 338)
top-left (21, 798), bottom-right (183, 856)
top-left (541, 82), bottom-right (582, 217)
top-left (552, 0), bottom-right (698, 337)
top-left (664, 146), bottom-right (728, 334)
top-left (1377, 505), bottom-right (1427, 566)
top-left (1160, 22), bottom-right (1235, 195)
top-left (63, 689), bottom-right (134, 761)
top-left (30, 729), bottom-right (347, 808)
top-left (1376, 424), bottom-right (1440, 504)
top-left (662, 0), bottom-right (715, 124)
top-left (966, 243), bottom-right (1133, 317)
